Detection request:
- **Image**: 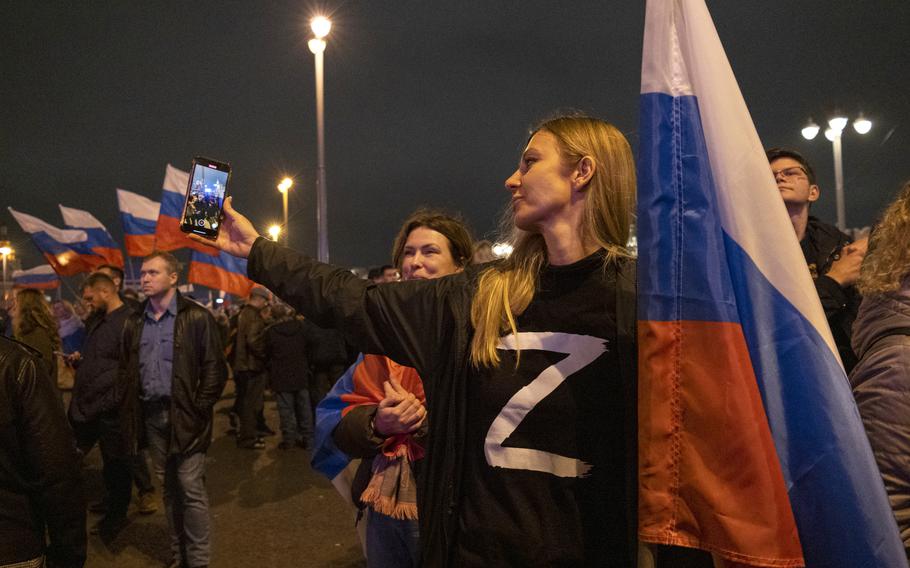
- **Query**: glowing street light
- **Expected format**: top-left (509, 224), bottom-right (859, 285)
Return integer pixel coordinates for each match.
top-left (800, 114), bottom-right (873, 231)
top-left (308, 15), bottom-right (331, 262)
top-left (277, 177), bottom-right (293, 243)
top-left (310, 16), bottom-right (331, 39)
top-left (0, 245), bottom-right (12, 301)
top-left (268, 225), bottom-right (281, 241)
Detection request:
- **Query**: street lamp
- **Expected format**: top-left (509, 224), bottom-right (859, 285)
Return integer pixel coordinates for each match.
top-left (801, 115), bottom-right (873, 231)
top-left (268, 225), bottom-right (282, 242)
top-left (308, 16), bottom-right (331, 262)
top-left (277, 177), bottom-right (293, 243)
top-left (0, 245), bottom-right (12, 301)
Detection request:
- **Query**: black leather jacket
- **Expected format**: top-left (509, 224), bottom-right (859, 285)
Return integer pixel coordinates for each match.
top-left (0, 337), bottom-right (85, 567)
top-left (119, 293), bottom-right (227, 455)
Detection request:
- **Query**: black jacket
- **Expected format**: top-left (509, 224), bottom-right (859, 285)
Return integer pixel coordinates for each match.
top-left (233, 304), bottom-right (267, 374)
top-left (247, 237), bottom-right (639, 567)
top-left (69, 303), bottom-right (132, 423)
top-left (801, 216), bottom-right (862, 372)
top-left (119, 293), bottom-right (227, 455)
top-left (0, 337), bottom-right (86, 567)
top-left (265, 318), bottom-right (311, 392)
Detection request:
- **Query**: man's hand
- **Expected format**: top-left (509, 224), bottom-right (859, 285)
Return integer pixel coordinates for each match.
top-left (188, 196), bottom-right (261, 259)
top-left (826, 237), bottom-right (868, 287)
top-left (373, 379), bottom-right (426, 437)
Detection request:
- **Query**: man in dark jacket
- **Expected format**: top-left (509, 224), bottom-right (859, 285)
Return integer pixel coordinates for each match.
top-left (90, 267), bottom-right (158, 515)
top-left (119, 252), bottom-right (227, 568)
top-left (69, 272), bottom-right (134, 537)
top-left (233, 287), bottom-right (270, 449)
top-left (767, 147), bottom-right (866, 372)
top-left (264, 304), bottom-right (314, 450)
top-left (0, 335), bottom-right (86, 568)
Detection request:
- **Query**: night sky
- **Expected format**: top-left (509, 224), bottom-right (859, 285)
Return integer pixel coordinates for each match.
top-left (2, 1), bottom-right (908, 280)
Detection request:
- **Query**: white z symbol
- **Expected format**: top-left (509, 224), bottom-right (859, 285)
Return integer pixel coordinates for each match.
top-left (484, 331), bottom-right (608, 478)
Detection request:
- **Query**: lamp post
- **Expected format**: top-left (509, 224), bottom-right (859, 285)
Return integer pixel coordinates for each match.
top-left (801, 115), bottom-right (873, 231)
top-left (308, 16), bottom-right (331, 262)
top-left (277, 177), bottom-right (293, 244)
top-left (268, 225), bottom-right (282, 242)
top-left (0, 245), bottom-right (11, 302)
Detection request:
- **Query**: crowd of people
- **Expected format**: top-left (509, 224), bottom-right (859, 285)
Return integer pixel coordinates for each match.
top-left (0, 114), bottom-right (907, 567)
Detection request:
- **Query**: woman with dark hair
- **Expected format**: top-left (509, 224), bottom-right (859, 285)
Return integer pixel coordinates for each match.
top-left (195, 115), bottom-right (638, 566)
top-left (850, 180), bottom-right (910, 557)
top-left (317, 208), bottom-right (473, 567)
top-left (11, 288), bottom-right (61, 380)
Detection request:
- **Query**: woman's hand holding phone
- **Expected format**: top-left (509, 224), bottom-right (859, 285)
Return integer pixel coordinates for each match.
top-left (188, 196), bottom-right (260, 259)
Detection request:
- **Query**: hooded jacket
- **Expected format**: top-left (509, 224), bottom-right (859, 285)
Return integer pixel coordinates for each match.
top-left (850, 290), bottom-right (910, 552)
top-left (118, 292), bottom-right (227, 455)
top-left (247, 237), bottom-right (638, 566)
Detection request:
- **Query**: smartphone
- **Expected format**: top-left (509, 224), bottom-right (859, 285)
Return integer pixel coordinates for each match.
top-left (179, 156), bottom-right (231, 240)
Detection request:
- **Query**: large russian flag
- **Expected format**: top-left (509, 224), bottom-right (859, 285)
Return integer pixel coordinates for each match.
top-left (7, 208), bottom-right (95, 276)
top-left (187, 249), bottom-right (255, 298)
top-left (154, 164), bottom-right (215, 255)
top-left (117, 189), bottom-right (160, 257)
top-left (59, 204), bottom-right (125, 268)
top-left (637, 1), bottom-right (906, 566)
top-left (12, 264), bottom-right (60, 290)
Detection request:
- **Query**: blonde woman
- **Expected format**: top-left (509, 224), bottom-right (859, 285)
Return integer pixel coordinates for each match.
top-left (196, 115), bottom-right (638, 566)
top-left (850, 180), bottom-right (910, 557)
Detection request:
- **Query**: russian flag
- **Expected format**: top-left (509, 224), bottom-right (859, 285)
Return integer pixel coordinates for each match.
top-left (637, 2), bottom-right (906, 566)
top-left (12, 265), bottom-right (60, 290)
top-left (154, 164), bottom-right (215, 255)
top-left (117, 189), bottom-right (160, 257)
top-left (187, 249), bottom-right (254, 298)
top-left (59, 205), bottom-right (125, 268)
top-left (7, 208), bottom-right (95, 276)
top-left (312, 355), bottom-right (364, 481)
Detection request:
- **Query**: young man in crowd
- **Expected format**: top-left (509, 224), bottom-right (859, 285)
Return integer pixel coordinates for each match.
top-left (69, 273), bottom-right (135, 538)
top-left (767, 147), bottom-right (866, 372)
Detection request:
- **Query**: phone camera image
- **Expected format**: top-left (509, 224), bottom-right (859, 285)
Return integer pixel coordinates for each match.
top-left (183, 164), bottom-right (228, 234)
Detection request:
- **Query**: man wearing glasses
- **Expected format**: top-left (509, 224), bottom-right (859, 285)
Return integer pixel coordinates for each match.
top-left (766, 147), bottom-right (866, 372)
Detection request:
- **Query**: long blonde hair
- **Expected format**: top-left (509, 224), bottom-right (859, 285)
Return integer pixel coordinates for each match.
top-left (470, 115), bottom-right (636, 367)
top-left (857, 180), bottom-right (910, 296)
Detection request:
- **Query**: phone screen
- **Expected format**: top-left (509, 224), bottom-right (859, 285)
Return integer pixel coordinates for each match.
top-left (180, 157), bottom-right (230, 239)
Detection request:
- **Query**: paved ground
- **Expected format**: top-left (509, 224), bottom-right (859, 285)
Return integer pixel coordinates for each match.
top-left (80, 388), bottom-right (365, 568)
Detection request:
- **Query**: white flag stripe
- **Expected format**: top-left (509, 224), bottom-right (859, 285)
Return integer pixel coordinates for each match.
top-left (163, 164), bottom-right (190, 195)
top-left (640, 0), bottom-right (836, 358)
top-left (12, 265), bottom-right (57, 278)
top-left (59, 205), bottom-right (107, 230)
top-left (8, 208), bottom-right (88, 244)
top-left (117, 189), bottom-right (160, 220)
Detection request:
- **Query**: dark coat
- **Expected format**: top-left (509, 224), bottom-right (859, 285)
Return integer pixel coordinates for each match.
top-left (69, 304), bottom-right (132, 423)
top-left (232, 304), bottom-right (266, 374)
top-left (119, 292), bottom-right (227, 455)
top-left (802, 216), bottom-right (862, 372)
top-left (247, 237), bottom-right (639, 567)
top-left (265, 318), bottom-right (311, 392)
top-left (0, 337), bottom-right (85, 567)
top-left (850, 290), bottom-right (910, 552)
